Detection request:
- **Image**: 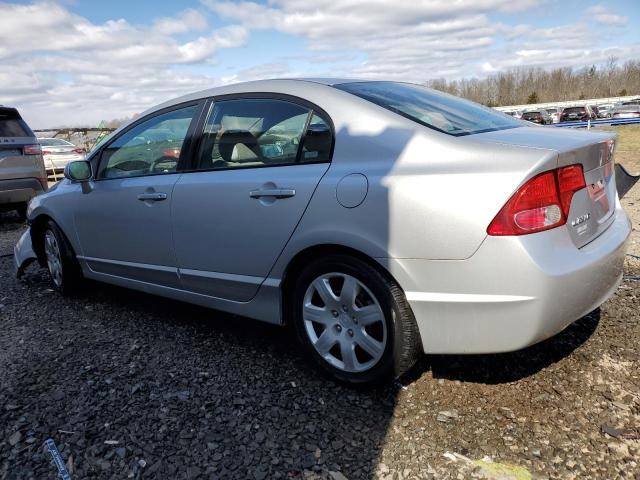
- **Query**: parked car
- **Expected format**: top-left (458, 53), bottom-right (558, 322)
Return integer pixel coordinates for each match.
top-left (15, 79), bottom-right (631, 385)
top-left (503, 110), bottom-right (523, 119)
top-left (38, 138), bottom-right (85, 181)
top-left (0, 106), bottom-right (46, 219)
top-left (521, 109), bottom-right (553, 125)
top-left (596, 104), bottom-right (615, 118)
top-left (546, 107), bottom-right (561, 123)
top-left (612, 105), bottom-right (640, 119)
top-left (559, 105), bottom-right (597, 122)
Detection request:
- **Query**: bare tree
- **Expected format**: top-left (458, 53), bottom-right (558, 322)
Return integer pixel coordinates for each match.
top-left (425, 60), bottom-right (640, 106)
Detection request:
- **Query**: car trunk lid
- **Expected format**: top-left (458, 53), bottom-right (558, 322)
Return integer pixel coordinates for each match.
top-left (474, 126), bottom-right (618, 248)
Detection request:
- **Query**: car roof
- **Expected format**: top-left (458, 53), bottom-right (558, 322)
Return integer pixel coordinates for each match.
top-left (141, 78), bottom-right (387, 120)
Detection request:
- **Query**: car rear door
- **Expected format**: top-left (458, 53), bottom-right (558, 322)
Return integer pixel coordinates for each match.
top-left (171, 96), bottom-right (333, 301)
top-left (73, 101), bottom-right (203, 287)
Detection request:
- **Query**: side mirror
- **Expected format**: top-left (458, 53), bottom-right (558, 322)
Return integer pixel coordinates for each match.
top-left (64, 160), bottom-right (92, 182)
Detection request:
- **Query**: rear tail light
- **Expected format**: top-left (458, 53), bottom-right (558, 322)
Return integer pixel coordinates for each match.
top-left (37, 177), bottom-right (48, 190)
top-left (487, 165), bottom-right (586, 236)
top-left (163, 147), bottom-right (181, 158)
top-left (42, 150), bottom-right (51, 155)
top-left (23, 144), bottom-right (42, 155)
top-left (73, 148), bottom-right (85, 155)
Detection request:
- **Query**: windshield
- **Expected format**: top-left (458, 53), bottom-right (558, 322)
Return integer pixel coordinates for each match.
top-left (334, 81), bottom-right (521, 136)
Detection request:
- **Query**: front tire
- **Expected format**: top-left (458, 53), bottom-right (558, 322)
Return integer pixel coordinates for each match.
top-left (292, 254), bottom-right (422, 385)
top-left (43, 220), bottom-right (84, 296)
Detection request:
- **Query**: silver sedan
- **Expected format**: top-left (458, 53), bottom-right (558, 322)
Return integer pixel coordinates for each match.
top-left (15, 79), bottom-right (632, 385)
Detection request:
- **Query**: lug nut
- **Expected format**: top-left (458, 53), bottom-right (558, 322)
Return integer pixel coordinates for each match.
top-left (352, 316), bottom-right (358, 324)
top-left (342, 305), bottom-right (348, 312)
top-left (347, 329), bottom-right (354, 337)
top-left (331, 310), bottom-right (339, 317)
top-left (335, 325), bottom-right (342, 332)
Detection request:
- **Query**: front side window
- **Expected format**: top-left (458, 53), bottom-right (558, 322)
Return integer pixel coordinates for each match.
top-left (98, 104), bottom-right (197, 179)
top-left (335, 81), bottom-right (521, 136)
top-left (195, 99), bottom-right (331, 170)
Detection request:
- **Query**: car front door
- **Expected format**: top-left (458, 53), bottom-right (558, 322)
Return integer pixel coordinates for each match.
top-left (73, 102), bottom-right (202, 287)
top-left (171, 97), bottom-right (333, 301)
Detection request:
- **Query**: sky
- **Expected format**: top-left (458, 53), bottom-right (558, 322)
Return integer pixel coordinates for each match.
top-left (0, 0), bottom-right (638, 128)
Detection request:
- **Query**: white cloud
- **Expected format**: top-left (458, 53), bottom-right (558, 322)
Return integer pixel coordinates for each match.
top-left (0, 0), bottom-right (637, 128)
top-left (153, 8), bottom-right (208, 34)
top-left (587, 5), bottom-right (628, 26)
top-left (0, 2), bottom-right (248, 127)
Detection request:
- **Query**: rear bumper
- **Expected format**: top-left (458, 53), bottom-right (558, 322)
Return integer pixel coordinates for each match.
top-left (0, 178), bottom-right (44, 205)
top-left (384, 205), bottom-right (631, 354)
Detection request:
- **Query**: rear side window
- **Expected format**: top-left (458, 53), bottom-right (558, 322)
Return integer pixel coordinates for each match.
top-left (195, 98), bottom-right (332, 170)
top-left (335, 81), bottom-right (521, 136)
top-left (0, 109), bottom-right (32, 137)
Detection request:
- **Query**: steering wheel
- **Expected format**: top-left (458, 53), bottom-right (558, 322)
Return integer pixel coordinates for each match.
top-left (149, 156), bottom-right (177, 173)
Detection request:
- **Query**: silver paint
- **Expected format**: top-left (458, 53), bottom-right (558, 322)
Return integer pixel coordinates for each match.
top-left (15, 79), bottom-right (632, 354)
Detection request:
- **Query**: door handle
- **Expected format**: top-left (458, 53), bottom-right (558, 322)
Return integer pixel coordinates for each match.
top-left (249, 188), bottom-right (296, 199)
top-left (137, 192), bottom-right (167, 201)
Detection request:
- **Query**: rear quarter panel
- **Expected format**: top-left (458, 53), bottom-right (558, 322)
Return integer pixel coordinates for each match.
top-left (269, 95), bottom-right (559, 281)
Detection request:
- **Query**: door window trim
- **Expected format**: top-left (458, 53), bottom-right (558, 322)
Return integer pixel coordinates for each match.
top-left (182, 92), bottom-right (335, 174)
top-left (92, 99), bottom-right (207, 182)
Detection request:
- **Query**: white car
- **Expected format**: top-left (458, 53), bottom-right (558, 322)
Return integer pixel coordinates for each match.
top-left (503, 110), bottom-right (523, 119)
top-left (38, 138), bottom-right (85, 181)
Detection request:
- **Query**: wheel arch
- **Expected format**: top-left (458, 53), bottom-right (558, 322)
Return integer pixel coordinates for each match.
top-left (30, 213), bottom-right (55, 266)
top-left (280, 243), bottom-right (401, 325)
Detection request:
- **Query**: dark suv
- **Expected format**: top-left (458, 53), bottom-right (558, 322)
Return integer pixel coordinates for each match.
top-left (559, 106), bottom-right (597, 122)
top-left (0, 106), bottom-right (46, 219)
top-left (521, 109), bottom-right (552, 125)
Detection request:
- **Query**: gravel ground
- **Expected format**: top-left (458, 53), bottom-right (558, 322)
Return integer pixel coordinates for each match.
top-left (1, 182), bottom-right (639, 480)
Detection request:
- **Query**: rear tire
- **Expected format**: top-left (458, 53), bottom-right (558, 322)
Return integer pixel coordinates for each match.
top-left (15, 203), bottom-right (27, 221)
top-left (292, 254), bottom-right (422, 386)
top-left (43, 220), bottom-right (84, 296)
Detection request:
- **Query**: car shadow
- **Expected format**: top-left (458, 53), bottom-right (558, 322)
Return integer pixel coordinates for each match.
top-left (10, 270), bottom-right (403, 479)
top-left (428, 309), bottom-right (601, 384)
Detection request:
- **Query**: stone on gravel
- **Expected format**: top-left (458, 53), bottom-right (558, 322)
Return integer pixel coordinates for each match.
top-left (8, 431), bottom-right (21, 446)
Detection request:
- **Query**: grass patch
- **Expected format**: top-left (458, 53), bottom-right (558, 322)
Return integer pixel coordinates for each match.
top-left (593, 124), bottom-right (640, 174)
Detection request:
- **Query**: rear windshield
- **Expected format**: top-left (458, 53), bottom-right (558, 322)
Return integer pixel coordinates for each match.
top-left (563, 107), bottom-right (586, 114)
top-left (615, 105), bottom-right (640, 112)
top-left (39, 138), bottom-right (73, 146)
top-left (334, 81), bottom-right (521, 136)
top-left (522, 111), bottom-right (541, 117)
top-left (0, 116), bottom-right (31, 137)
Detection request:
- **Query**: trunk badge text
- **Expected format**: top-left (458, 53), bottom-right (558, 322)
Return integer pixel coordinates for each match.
top-left (571, 213), bottom-right (591, 228)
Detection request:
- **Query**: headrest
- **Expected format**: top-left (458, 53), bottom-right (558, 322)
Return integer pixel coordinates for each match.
top-left (218, 130), bottom-right (258, 162)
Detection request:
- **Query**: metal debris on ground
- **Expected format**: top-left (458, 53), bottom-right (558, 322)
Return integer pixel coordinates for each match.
top-left (44, 438), bottom-right (72, 480)
top-left (601, 424), bottom-right (640, 440)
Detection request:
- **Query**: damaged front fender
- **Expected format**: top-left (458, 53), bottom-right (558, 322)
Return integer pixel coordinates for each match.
top-left (14, 228), bottom-right (38, 279)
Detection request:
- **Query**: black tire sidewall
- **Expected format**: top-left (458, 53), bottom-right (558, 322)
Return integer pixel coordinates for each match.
top-left (44, 220), bottom-right (82, 295)
top-left (292, 254), bottom-right (404, 385)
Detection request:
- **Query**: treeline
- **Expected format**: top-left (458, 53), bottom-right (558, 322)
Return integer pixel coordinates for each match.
top-left (426, 58), bottom-right (640, 106)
